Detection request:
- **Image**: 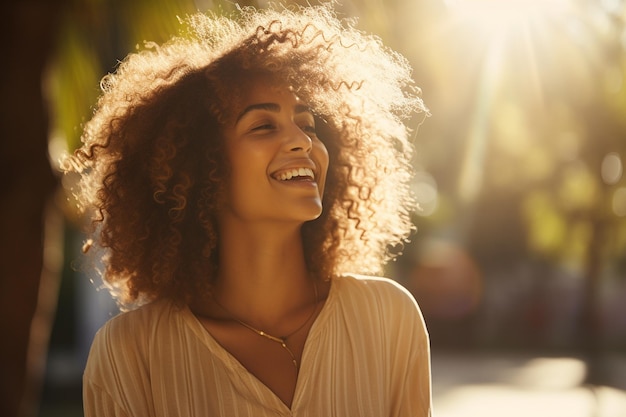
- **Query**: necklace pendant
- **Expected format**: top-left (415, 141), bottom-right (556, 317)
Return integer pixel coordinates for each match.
top-left (212, 280), bottom-right (319, 373)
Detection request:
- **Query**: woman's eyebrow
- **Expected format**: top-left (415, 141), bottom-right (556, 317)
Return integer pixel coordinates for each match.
top-left (235, 103), bottom-right (280, 123)
top-left (235, 103), bottom-right (312, 123)
top-left (294, 104), bottom-right (312, 115)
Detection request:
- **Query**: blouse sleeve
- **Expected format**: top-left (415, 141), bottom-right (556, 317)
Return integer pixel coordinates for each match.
top-left (82, 313), bottom-right (153, 417)
top-left (385, 281), bottom-right (433, 417)
top-left (83, 379), bottom-right (131, 417)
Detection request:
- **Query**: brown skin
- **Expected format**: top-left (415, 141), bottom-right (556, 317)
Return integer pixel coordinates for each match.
top-left (190, 84), bottom-right (331, 407)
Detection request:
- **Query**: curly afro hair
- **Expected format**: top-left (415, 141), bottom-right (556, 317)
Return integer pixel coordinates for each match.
top-left (64, 4), bottom-right (427, 310)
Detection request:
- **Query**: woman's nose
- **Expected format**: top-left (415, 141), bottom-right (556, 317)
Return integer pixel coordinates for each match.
top-left (286, 124), bottom-right (313, 153)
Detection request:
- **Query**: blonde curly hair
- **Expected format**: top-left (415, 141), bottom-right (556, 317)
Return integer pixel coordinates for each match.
top-left (64, 4), bottom-right (427, 309)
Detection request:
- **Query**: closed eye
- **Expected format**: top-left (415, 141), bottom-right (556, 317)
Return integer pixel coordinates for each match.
top-left (301, 125), bottom-right (317, 136)
top-left (250, 123), bottom-right (275, 132)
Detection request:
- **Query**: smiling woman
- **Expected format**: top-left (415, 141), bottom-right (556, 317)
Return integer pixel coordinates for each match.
top-left (63, 3), bottom-right (431, 416)
top-left (221, 82), bottom-right (329, 224)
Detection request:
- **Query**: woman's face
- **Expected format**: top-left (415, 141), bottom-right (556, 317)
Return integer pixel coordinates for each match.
top-left (220, 82), bottom-right (329, 226)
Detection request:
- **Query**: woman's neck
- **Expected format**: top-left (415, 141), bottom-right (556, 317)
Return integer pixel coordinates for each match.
top-left (213, 221), bottom-right (313, 327)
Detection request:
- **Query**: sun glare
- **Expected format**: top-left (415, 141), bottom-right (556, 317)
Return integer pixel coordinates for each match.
top-left (444, 0), bottom-right (575, 37)
top-left (445, 0), bottom-right (572, 16)
top-left (439, 0), bottom-right (591, 202)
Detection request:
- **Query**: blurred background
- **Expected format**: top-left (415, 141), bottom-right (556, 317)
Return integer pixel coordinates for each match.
top-left (2, 0), bottom-right (626, 416)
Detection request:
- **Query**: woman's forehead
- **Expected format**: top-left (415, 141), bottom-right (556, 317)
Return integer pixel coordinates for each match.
top-left (225, 80), bottom-right (308, 122)
top-left (241, 83), bottom-right (300, 106)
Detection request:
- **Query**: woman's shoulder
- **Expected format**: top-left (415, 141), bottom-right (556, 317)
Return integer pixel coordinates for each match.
top-left (83, 301), bottom-right (180, 413)
top-left (88, 299), bottom-right (178, 359)
top-left (334, 273), bottom-right (420, 315)
top-left (336, 273), bottom-right (416, 301)
top-left (331, 273), bottom-right (428, 342)
top-left (84, 299), bottom-right (181, 384)
top-left (100, 298), bottom-right (174, 334)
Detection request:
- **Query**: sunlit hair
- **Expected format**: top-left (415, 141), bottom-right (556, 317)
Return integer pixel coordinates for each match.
top-left (64, 4), bottom-right (427, 309)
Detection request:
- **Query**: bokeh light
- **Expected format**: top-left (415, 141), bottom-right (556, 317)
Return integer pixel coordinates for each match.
top-left (412, 171), bottom-right (439, 217)
top-left (601, 152), bottom-right (623, 185)
top-left (612, 187), bottom-right (626, 217)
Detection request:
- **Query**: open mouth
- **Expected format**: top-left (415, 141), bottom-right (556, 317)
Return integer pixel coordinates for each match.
top-left (273, 167), bottom-right (315, 181)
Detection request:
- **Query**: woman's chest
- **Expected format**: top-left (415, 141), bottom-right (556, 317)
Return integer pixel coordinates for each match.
top-left (147, 322), bottom-right (390, 416)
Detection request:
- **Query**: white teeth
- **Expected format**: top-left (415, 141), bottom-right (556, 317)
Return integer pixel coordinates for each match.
top-left (276, 168), bottom-right (315, 181)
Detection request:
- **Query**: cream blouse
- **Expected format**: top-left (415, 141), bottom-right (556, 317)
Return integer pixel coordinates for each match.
top-left (83, 274), bottom-right (432, 416)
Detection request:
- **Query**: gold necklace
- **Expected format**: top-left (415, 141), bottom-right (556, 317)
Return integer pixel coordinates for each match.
top-left (212, 281), bottom-right (319, 370)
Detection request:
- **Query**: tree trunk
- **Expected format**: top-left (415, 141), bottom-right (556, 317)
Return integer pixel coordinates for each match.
top-left (0, 1), bottom-right (62, 416)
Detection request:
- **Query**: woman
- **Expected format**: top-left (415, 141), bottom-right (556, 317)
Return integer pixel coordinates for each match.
top-left (66, 4), bottom-right (432, 416)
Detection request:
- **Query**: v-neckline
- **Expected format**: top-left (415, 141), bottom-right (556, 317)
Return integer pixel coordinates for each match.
top-left (182, 277), bottom-right (337, 412)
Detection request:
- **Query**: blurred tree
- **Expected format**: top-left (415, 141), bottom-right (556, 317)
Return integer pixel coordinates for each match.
top-left (0, 1), bottom-right (68, 416)
top-left (391, 0), bottom-right (626, 353)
